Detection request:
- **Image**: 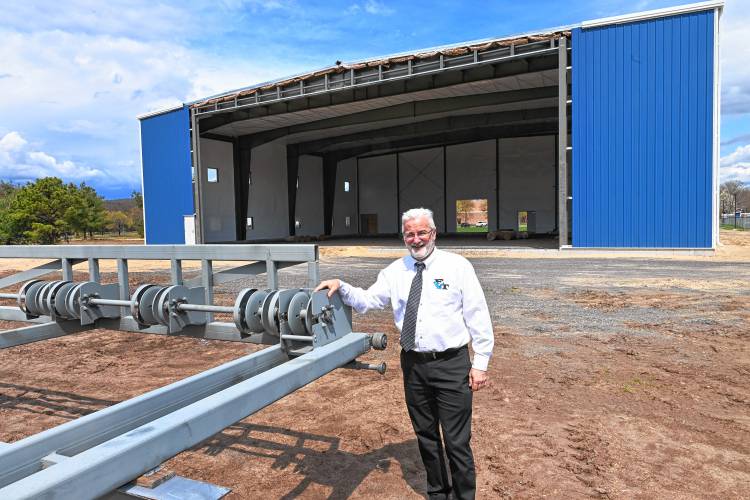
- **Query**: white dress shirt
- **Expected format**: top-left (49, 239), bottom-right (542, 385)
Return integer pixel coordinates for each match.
top-left (338, 248), bottom-right (494, 371)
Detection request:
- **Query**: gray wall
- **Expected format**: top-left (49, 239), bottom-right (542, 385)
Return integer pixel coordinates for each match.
top-left (398, 147), bottom-right (445, 231)
top-left (358, 154), bottom-right (398, 234)
top-left (445, 140), bottom-right (497, 232)
top-left (332, 158), bottom-right (358, 235)
top-left (294, 155), bottom-right (324, 236)
top-left (246, 140), bottom-right (289, 240)
top-left (221, 135), bottom-right (556, 240)
top-left (200, 138), bottom-right (236, 242)
top-left (498, 135), bottom-right (556, 232)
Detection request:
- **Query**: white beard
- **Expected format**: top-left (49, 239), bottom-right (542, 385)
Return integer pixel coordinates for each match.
top-left (407, 239), bottom-right (435, 261)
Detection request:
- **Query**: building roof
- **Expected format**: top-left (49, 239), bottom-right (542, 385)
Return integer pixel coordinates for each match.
top-left (138, 0), bottom-right (723, 121)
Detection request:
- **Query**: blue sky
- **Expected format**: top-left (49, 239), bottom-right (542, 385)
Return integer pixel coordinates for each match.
top-left (1, 0), bottom-right (748, 199)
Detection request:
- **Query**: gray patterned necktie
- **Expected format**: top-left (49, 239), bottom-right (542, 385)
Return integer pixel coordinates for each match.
top-left (400, 261), bottom-right (425, 352)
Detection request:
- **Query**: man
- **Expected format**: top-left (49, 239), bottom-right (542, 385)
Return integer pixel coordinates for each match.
top-left (315, 207), bottom-right (493, 500)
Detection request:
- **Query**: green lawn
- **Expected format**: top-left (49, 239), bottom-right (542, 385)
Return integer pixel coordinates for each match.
top-left (456, 226), bottom-right (488, 233)
top-left (720, 224), bottom-right (746, 231)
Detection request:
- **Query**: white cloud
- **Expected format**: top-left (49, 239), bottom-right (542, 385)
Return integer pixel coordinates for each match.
top-left (0, 4), bottom-right (304, 196)
top-left (721, 0), bottom-right (750, 115)
top-left (720, 144), bottom-right (750, 184)
top-left (347, 0), bottom-right (394, 16)
top-left (364, 1), bottom-right (394, 15)
top-left (720, 163), bottom-right (750, 184)
top-left (0, 131), bottom-right (107, 183)
top-left (721, 144), bottom-right (750, 167)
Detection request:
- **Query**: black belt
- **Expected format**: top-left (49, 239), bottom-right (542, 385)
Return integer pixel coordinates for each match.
top-left (403, 345), bottom-right (466, 361)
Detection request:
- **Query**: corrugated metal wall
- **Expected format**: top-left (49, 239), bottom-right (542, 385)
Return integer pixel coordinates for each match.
top-left (140, 107), bottom-right (194, 244)
top-left (572, 10), bottom-right (715, 248)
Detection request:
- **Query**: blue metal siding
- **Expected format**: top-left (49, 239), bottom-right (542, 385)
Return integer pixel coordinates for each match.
top-left (572, 10), bottom-right (714, 247)
top-left (140, 107), bottom-right (194, 244)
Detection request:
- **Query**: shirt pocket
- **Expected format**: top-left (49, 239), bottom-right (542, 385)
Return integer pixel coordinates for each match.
top-left (425, 277), bottom-right (461, 316)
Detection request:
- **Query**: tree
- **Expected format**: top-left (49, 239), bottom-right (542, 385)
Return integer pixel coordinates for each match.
top-left (720, 181), bottom-right (748, 216)
top-left (107, 210), bottom-right (130, 236)
top-left (6, 178), bottom-right (73, 244)
top-left (129, 190), bottom-right (144, 237)
top-left (456, 199), bottom-right (472, 224)
top-left (0, 178), bottom-right (112, 244)
top-left (0, 182), bottom-right (19, 244)
top-left (64, 183), bottom-right (107, 239)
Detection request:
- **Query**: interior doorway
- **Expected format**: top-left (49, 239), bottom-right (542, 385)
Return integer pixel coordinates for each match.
top-left (360, 214), bottom-right (378, 235)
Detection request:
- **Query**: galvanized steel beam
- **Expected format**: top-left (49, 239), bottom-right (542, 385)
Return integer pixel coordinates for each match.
top-left (0, 260), bottom-right (84, 290)
top-left (0, 333), bottom-right (371, 499)
top-left (0, 306), bottom-right (50, 323)
top-left (0, 345), bottom-right (289, 489)
top-left (182, 260), bottom-right (298, 287)
top-left (0, 245), bottom-right (317, 262)
top-left (0, 321), bottom-right (91, 349)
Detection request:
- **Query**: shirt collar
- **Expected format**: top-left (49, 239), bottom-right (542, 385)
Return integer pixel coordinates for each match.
top-left (406, 247), bottom-right (439, 271)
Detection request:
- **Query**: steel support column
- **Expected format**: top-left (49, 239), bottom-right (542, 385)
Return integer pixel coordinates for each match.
top-left (557, 36), bottom-right (569, 248)
top-left (322, 155), bottom-right (338, 235)
top-left (191, 109), bottom-right (206, 244)
top-left (286, 145), bottom-right (300, 237)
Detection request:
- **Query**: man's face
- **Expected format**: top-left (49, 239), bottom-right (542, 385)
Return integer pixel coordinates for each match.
top-left (403, 217), bottom-right (436, 260)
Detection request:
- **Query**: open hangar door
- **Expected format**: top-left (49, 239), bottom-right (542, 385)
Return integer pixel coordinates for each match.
top-left (191, 33), bottom-right (571, 245)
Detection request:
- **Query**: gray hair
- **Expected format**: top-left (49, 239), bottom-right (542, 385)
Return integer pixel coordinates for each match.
top-left (401, 207), bottom-right (436, 232)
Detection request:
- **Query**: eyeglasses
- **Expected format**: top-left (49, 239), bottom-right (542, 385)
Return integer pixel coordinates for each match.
top-left (403, 229), bottom-right (434, 240)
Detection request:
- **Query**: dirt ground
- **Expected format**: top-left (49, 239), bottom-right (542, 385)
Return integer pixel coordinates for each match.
top-left (0, 231), bottom-right (748, 499)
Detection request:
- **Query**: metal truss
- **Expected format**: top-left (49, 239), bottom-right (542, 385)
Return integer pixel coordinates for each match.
top-left (194, 38), bottom-right (562, 117)
top-left (0, 244), bottom-right (320, 347)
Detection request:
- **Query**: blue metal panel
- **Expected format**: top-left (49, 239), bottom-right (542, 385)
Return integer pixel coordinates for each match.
top-left (572, 10), bottom-right (714, 247)
top-left (140, 107), bottom-right (193, 244)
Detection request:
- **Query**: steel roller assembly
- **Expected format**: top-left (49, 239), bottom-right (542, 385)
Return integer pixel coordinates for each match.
top-left (4, 281), bottom-right (387, 353)
top-left (13, 279), bottom-right (120, 324)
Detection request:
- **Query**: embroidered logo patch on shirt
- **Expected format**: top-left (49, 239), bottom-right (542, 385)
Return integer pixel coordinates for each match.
top-left (433, 279), bottom-right (449, 290)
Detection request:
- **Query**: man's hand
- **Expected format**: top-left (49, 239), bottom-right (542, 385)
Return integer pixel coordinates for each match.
top-left (469, 368), bottom-right (489, 392)
top-left (314, 279), bottom-right (341, 298)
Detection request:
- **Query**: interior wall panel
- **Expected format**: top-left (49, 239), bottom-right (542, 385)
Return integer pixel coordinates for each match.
top-left (200, 138), bottom-right (236, 242)
top-left (332, 158), bottom-right (358, 235)
top-left (572, 10), bottom-right (714, 248)
top-left (294, 155), bottom-right (324, 236)
top-left (246, 141), bottom-right (289, 240)
top-left (358, 154), bottom-right (398, 234)
top-left (498, 136), bottom-right (556, 232)
top-left (445, 140), bottom-right (497, 232)
top-left (398, 147), bottom-right (445, 231)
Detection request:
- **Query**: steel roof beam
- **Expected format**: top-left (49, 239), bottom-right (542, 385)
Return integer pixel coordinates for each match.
top-left (235, 85), bottom-right (560, 149)
top-left (296, 107), bottom-right (558, 155)
top-left (198, 54), bottom-right (559, 134)
top-left (324, 121), bottom-right (561, 163)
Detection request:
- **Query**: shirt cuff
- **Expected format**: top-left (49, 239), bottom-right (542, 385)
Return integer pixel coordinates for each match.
top-left (337, 280), bottom-right (353, 303)
top-left (471, 352), bottom-right (490, 371)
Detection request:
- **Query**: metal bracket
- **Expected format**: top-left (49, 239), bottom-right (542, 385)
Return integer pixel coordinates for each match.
top-left (79, 282), bottom-right (120, 325)
top-left (310, 290), bottom-right (352, 349)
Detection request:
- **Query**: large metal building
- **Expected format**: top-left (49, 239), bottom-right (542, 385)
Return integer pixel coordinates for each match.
top-left (139, 1), bottom-right (722, 249)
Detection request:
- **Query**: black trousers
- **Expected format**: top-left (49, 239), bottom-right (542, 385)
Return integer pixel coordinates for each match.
top-left (401, 346), bottom-right (475, 500)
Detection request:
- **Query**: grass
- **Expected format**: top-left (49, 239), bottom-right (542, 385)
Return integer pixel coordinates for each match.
top-left (456, 226), bottom-right (488, 233)
top-left (720, 224), bottom-right (746, 231)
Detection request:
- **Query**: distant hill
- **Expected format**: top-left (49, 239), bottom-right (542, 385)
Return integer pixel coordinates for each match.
top-left (104, 198), bottom-right (137, 212)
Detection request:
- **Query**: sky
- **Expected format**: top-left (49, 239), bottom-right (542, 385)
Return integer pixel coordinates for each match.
top-left (0, 0), bottom-right (749, 199)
